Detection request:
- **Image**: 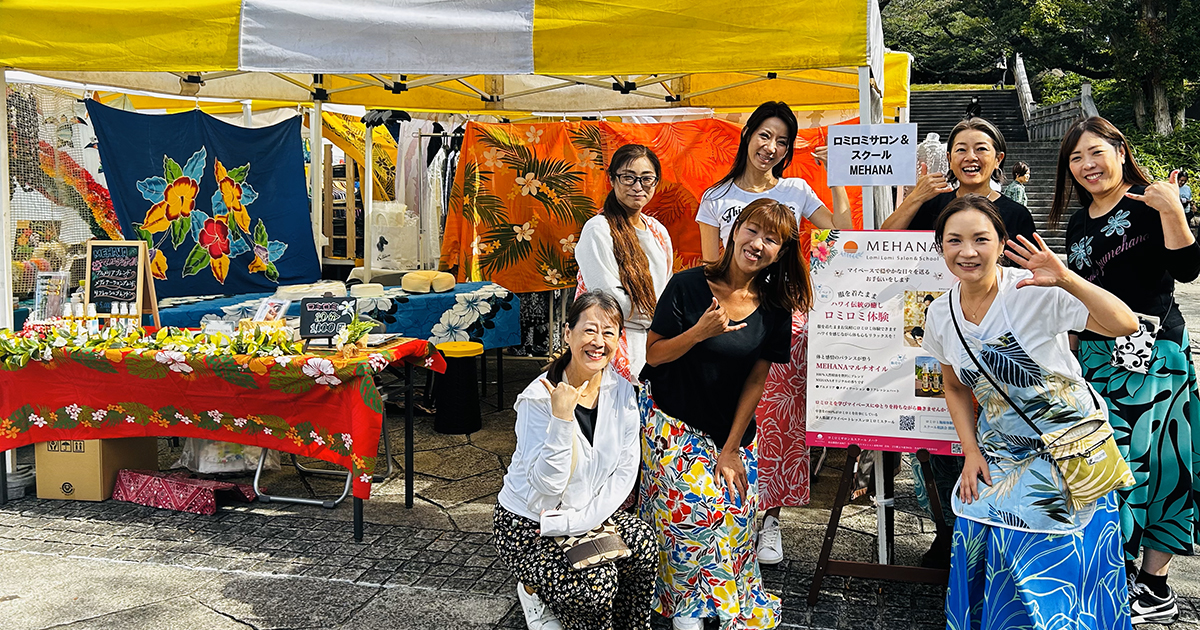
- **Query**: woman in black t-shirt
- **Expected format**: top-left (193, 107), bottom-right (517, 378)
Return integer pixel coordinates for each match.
top-left (1051, 116), bottom-right (1200, 626)
top-left (881, 117), bottom-right (1035, 244)
top-left (638, 198), bottom-right (808, 630)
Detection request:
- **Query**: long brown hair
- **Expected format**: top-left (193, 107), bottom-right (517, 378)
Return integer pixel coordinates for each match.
top-left (602, 144), bottom-right (662, 318)
top-left (544, 290), bottom-right (624, 385)
top-left (704, 198), bottom-right (811, 313)
top-left (1048, 116), bottom-right (1152, 229)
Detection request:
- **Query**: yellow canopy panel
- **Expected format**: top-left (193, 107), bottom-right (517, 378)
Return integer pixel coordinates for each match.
top-left (2, 0), bottom-right (882, 75)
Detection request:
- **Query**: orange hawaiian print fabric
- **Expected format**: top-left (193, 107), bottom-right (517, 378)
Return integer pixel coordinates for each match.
top-left (441, 119), bottom-right (862, 293)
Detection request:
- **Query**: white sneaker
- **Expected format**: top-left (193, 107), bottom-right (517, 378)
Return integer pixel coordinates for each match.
top-left (516, 582), bottom-right (564, 630)
top-left (672, 617), bottom-right (705, 630)
top-left (757, 515), bottom-right (784, 565)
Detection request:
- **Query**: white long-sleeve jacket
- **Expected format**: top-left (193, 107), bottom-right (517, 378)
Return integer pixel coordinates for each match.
top-left (496, 367), bottom-right (641, 537)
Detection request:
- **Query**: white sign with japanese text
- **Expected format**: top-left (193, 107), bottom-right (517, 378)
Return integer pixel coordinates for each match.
top-left (826, 123), bottom-right (918, 187)
top-left (806, 229), bottom-right (961, 455)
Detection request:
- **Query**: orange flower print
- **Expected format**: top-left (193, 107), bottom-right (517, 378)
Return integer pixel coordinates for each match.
top-left (149, 248), bottom-right (168, 280)
top-left (142, 177), bottom-right (198, 233)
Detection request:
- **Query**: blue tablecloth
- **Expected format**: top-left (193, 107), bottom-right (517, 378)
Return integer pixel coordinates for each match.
top-left (156, 282), bottom-right (520, 350)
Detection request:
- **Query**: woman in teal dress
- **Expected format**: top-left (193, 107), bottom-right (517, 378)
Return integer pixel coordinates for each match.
top-left (1050, 117), bottom-right (1200, 626)
top-left (921, 195), bottom-right (1137, 629)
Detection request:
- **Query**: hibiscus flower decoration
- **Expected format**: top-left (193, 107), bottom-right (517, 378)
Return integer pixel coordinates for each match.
top-left (141, 177), bottom-right (199, 234)
top-left (301, 357), bottom-right (342, 386)
top-left (515, 173), bottom-right (541, 196)
top-left (525, 128), bottom-right (544, 144)
top-left (200, 216), bottom-right (231, 258)
top-left (155, 350), bottom-right (193, 373)
top-left (544, 268), bottom-right (563, 285)
top-left (482, 148), bottom-right (503, 169)
top-left (560, 234), bottom-right (576, 253)
top-left (214, 159), bottom-right (252, 233)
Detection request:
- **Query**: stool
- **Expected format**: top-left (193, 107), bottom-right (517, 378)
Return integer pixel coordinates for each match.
top-left (434, 341), bottom-right (483, 435)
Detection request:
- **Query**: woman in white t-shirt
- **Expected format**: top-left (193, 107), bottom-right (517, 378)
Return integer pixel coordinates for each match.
top-left (694, 101), bottom-right (851, 565)
top-left (921, 194), bottom-right (1136, 630)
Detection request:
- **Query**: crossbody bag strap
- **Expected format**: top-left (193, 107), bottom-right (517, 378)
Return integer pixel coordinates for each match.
top-left (949, 287), bottom-right (1043, 436)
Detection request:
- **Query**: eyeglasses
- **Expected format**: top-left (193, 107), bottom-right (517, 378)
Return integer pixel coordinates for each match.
top-left (614, 174), bottom-right (659, 188)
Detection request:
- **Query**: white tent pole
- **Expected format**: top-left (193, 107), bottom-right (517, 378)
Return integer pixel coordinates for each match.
top-left (363, 120), bottom-right (374, 282)
top-left (309, 101), bottom-right (323, 265)
top-left (858, 66), bottom-right (876, 231)
top-left (0, 69), bottom-right (13, 332)
top-left (241, 101), bottom-right (252, 127)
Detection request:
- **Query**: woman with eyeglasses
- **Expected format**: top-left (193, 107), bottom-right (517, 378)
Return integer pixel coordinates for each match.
top-left (694, 101), bottom-right (851, 567)
top-left (576, 144), bottom-right (673, 383)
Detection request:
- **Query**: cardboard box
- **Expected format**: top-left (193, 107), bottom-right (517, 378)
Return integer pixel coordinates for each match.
top-left (35, 438), bottom-right (159, 501)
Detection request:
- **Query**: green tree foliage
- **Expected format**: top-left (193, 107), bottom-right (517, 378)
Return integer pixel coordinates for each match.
top-left (885, 0), bottom-right (1200, 133)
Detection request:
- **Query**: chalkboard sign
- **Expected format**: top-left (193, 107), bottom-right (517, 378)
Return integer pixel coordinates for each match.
top-left (84, 240), bottom-right (160, 327)
top-left (299, 295), bottom-right (357, 339)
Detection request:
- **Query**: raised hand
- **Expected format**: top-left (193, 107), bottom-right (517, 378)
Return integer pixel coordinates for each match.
top-left (813, 145), bottom-right (828, 167)
top-left (1005, 233), bottom-right (1071, 288)
top-left (694, 298), bottom-right (747, 340)
top-left (541, 377), bottom-right (589, 422)
top-left (910, 162), bottom-right (953, 204)
top-left (1125, 170), bottom-right (1187, 216)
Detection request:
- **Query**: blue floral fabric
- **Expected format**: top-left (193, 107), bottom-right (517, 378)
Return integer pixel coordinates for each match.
top-left (947, 491), bottom-right (1131, 630)
top-left (156, 282), bottom-right (520, 350)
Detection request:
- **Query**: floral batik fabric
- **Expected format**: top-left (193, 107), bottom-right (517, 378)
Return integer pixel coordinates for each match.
top-left (1079, 332), bottom-right (1200, 562)
top-left (755, 310), bottom-right (810, 508)
top-left (637, 387), bottom-right (780, 629)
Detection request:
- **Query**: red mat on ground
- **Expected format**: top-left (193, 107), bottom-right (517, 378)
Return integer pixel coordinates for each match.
top-left (112, 469), bottom-right (256, 515)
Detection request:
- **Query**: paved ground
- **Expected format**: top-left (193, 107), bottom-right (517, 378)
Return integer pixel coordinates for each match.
top-left (4, 280), bottom-right (1200, 629)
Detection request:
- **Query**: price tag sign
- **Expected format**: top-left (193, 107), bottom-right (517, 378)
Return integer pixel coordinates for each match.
top-left (299, 295), bottom-right (357, 339)
top-left (826, 123), bottom-right (919, 187)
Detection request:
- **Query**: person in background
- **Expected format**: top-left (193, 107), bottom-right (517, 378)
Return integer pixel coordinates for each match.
top-left (494, 290), bottom-right (657, 630)
top-left (642, 199), bottom-right (808, 629)
top-left (575, 144), bottom-right (672, 383)
top-left (1050, 116), bottom-right (1200, 626)
top-left (881, 116), bottom-right (1037, 568)
top-left (1002, 161), bottom-right (1030, 206)
top-left (695, 100), bottom-right (851, 566)
top-left (923, 194), bottom-right (1136, 630)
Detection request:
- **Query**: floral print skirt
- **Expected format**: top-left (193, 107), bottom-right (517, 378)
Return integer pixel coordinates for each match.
top-left (637, 387), bottom-right (780, 629)
top-left (946, 491), bottom-right (1131, 630)
top-left (756, 310), bottom-right (810, 508)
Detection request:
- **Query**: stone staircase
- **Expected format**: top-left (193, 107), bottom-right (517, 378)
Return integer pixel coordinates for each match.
top-left (908, 90), bottom-right (1066, 254)
top-left (1002, 142), bottom-right (1065, 254)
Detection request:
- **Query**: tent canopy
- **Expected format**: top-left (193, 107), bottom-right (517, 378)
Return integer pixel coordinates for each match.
top-left (1, 0), bottom-right (899, 112)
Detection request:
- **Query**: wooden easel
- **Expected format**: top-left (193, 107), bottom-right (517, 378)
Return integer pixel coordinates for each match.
top-left (807, 446), bottom-right (951, 605)
top-left (83, 240), bottom-right (161, 328)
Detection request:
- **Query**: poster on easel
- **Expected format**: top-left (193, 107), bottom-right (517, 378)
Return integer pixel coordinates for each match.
top-left (806, 230), bottom-right (961, 455)
top-left (84, 240), bottom-right (161, 327)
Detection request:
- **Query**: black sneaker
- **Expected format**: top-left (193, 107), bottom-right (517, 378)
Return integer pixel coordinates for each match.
top-left (1130, 581), bottom-right (1180, 626)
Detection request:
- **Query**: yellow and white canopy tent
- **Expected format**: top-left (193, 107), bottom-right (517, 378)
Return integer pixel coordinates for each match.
top-left (0, 0), bottom-right (900, 327)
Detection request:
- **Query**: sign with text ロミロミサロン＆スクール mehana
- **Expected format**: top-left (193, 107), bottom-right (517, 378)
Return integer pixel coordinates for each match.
top-left (826, 123), bottom-right (918, 188)
top-left (806, 229), bottom-right (961, 455)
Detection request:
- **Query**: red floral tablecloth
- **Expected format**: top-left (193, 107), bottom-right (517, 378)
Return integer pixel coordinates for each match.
top-left (0, 339), bottom-right (445, 499)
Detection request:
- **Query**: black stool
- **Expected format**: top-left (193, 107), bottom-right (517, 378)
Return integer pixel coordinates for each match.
top-left (434, 341), bottom-right (483, 434)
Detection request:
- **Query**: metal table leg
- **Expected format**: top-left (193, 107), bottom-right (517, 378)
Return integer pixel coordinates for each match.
top-left (406, 362), bottom-right (414, 509)
top-left (480, 349), bottom-right (487, 398)
top-left (253, 450), bottom-right (352, 509)
top-left (496, 349), bottom-right (503, 411)
top-left (0, 450), bottom-right (8, 505)
top-left (354, 498), bottom-right (364, 542)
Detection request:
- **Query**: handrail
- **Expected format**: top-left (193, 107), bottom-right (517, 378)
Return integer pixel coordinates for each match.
top-left (1014, 53), bottom-right (1097, 142)
top-left (1013, 54), bottom-right (1036, 122)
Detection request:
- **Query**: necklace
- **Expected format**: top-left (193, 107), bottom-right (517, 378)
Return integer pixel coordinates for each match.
top-left (960, 281), bottom-right (997, 322)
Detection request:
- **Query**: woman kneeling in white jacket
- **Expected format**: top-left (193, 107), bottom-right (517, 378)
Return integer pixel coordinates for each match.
top-left (494, 290), bottom-right (657, 630)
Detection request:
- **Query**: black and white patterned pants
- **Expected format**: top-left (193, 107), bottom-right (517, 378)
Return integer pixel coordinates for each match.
top-left (492, 505), bottom-right (657, 630)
